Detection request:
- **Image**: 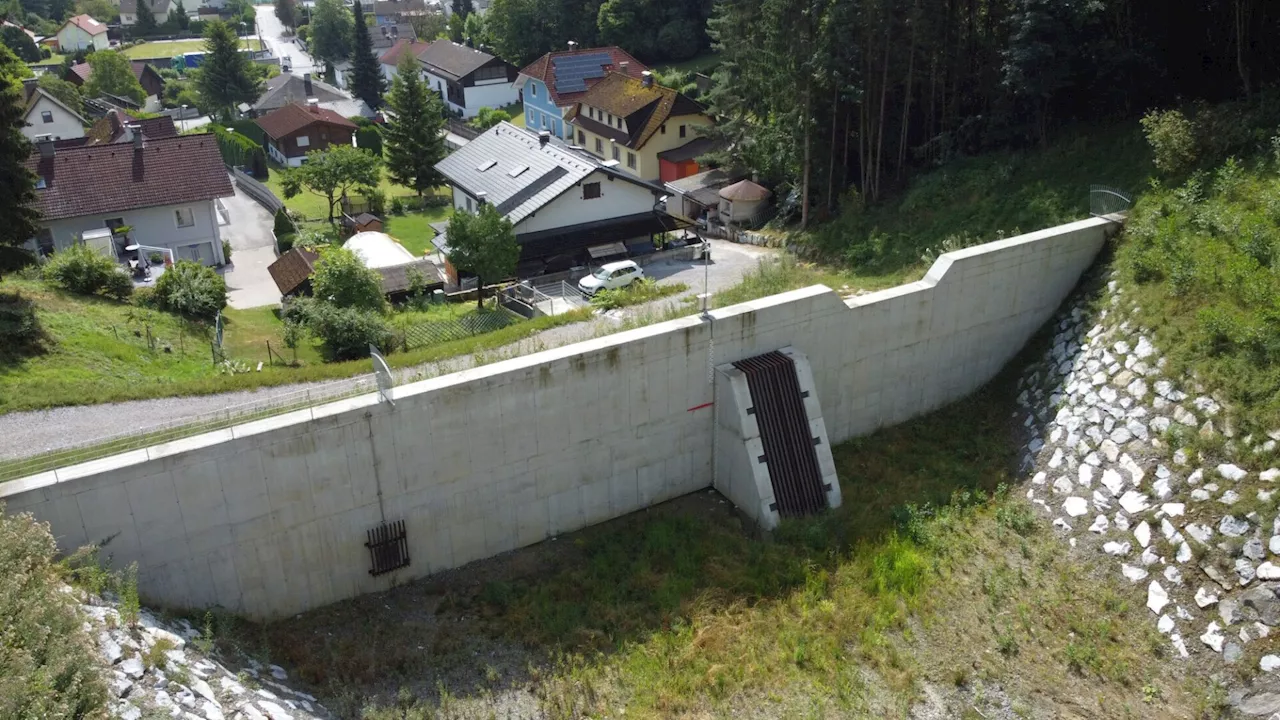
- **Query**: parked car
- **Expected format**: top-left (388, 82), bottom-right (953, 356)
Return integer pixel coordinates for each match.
top-left (578, 260), bottom-right (645, 296)
top-left (281, 55), bottom-right (292, 72)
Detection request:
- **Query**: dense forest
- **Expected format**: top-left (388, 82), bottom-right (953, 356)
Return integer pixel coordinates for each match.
top-left (700, 0), bottom-right (1280, 227)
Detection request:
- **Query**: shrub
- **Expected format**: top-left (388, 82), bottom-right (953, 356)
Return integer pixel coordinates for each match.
top-left (0, 291), bottom-right (42, 350)
top-left (589, 277), bottom-right (685, 311)
top-left (42, 244), bottom-right (133, 300)
top-left (222, 239), bottom-right (233, 264)
top-left (288, 297), bottom-right (393, 360)
top-left (0, 245), bottom-right (36, 275)
top-left (273, 207), bottom-right (296, 237)
top-left (276, 232), bottom-right (297, 253)
top-left (132, 286), bottom-right (158, 308)
top-left (1141, 109), bottom-right (1198, 176)
top-left (0, 506), bottom-right (108, 719)
top-left (389, 197), bottom-right (405, 215)
top-left (153, 260), bottom-right (228, 319)
top-left (312, 247), bottom-right (385, 312)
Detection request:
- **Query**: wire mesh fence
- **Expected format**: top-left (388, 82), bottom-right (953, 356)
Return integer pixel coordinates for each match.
top-left (396, 308), bottom-right (522, 351)
top-left (1090, 185), bottom-right (1133, 218)
top-left (0, 375), bottom-right (377, 484)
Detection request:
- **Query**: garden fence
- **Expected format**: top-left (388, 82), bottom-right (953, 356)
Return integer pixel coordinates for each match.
top-left (396, 308), bottom-right (522, 351)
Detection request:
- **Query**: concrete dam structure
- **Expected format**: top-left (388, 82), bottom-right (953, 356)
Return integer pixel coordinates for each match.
top-left (0, 216), bottom-right (1119, 619)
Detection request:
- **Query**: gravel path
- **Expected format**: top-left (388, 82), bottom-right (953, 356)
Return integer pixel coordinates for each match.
top-left (0, 240), bottom-right (777, 461)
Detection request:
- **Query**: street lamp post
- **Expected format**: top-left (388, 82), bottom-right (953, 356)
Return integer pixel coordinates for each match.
top-left (180, 104), bottom-right (188, 131)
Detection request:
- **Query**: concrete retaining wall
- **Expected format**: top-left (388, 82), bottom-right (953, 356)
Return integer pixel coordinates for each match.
top-left (0, 217), bottom-right (1117, 619)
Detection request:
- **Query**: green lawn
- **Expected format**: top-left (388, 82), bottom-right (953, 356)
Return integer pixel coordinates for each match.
top-left (656, 52), bottom-right (720, 76)
top-left (383, 206), bottom-right (449, 256)
top-left (501, 102), bottom-right (525, 128)
top-left (122, 38), bottom-right (261, 59)
top-left (29, 52), bottom-right (67, 67)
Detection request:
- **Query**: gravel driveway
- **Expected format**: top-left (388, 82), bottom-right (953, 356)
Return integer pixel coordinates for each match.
top-left (0, 240), bottom-right (778, 461)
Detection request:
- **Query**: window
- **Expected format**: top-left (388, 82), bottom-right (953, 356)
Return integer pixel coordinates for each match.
top-left (296, 134), bottom-right (310, 147)
top-left (679, 124), bottom-right (687, 138)
top-left (660, 124), bottom-right (666, 134)
top-left (577, 130), bottom-right (585, 144)
top-left (508, 165), bottom-right (529, 178)
top-left (612, 145), bottom-right (619, 161)
top-left (320, 130), bottom-right (328, 141)
top-left (41, 110), bottom-right (53, 123)
top-left (466, 196), bottom-right (473, 212)
top-left (527, 110), bottom-right (534, 125)
top-left (473, 65), bottom-right (507, 82)
top-left (36, 228), bottom-right (54, 257)
top-left (476, 159), bottom-right (497, 171)
top-left (174, 208), bottom-right (195, 228)
top-left (540, 112), bottom-right (547, 128)
top-left (626, 151), bottom-right (635, 169)
top-left (583, 182), bottom-right (601, 199)
top-left (594, 138), bottom-right (603, 154)
top-left (531, 82), bottom-right (537, 97)
top-left (104, 218), bottom-right (125, 233)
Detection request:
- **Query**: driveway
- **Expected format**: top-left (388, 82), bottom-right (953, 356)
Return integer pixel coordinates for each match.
top-left (219, 181), bottom-right (282, 309)
top-left (255, 8), bottom-right (317, 76)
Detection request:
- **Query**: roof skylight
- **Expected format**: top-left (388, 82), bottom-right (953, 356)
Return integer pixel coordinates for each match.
top-left (476, 159), bottom-right (497, 172)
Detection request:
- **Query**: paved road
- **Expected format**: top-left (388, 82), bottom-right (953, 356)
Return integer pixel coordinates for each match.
top-left (255, 8), bottom-right (317, 76)
top-left (219, 183), bottom-right (283, 309)
top-left (0, 241), bottom-right (777, 460)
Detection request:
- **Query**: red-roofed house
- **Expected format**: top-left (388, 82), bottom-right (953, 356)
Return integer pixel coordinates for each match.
top-left (516, 46), bottom-right (646, 141)
top-left (255, 101), bottom-right (358, 167)
top-left (378, 38), bottom-right (432, 85)
top-left (55, 14), bottom-right (107, 52)
top-left (24, 134), bottom-right (235, 265)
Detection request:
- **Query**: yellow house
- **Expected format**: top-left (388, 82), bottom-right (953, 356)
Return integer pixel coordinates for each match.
top-left (564, 71), bottom-right (713, 183)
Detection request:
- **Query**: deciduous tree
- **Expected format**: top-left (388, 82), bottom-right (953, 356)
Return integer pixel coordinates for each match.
top-left (445, 203), bottom-right (518, 309)
top-left (280, 145), bottom-right (382, 223)
top-left (0, 25), bottom-right (39, 62)
top-left (309, 0), bottom-right (352, 70)
top-left (383, 54), bottom-right (446, 195)
top-left (84, 50), bottom-right (145, 104)
top-left (311, 246), bottom-right (384, 311)
top-left (273, 0), bottom-right (295, 30)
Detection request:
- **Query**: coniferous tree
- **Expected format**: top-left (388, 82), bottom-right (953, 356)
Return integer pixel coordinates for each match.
top-left (195, 21), bottom-right (262, 120)
top-left (348, 0), bottom-right (385, 108)
top-left (450, 0), bottom-right (473, 20)
top-left (383, 54), bottom-right (446, 196)
top-left (169, 0), bottom-right (189, 30)
top-left (0, 46), bottom-right (39, 253)
top-left (134, 0), bottom-right (158, 35)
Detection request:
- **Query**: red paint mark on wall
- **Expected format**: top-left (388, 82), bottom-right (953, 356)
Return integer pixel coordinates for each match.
top-left (687, 402), bottom-right (714, 413)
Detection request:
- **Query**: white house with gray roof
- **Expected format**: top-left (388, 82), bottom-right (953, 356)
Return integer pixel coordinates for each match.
top-left (434, 122), bottom-right (683, 274)
top-left (417, 41), bottom-right (518, 118)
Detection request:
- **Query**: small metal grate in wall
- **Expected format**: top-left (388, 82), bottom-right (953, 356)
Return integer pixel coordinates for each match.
top-left (733, 351), bottom-right (828, 518)
top-left (365, 519), bottom-right (410, 576)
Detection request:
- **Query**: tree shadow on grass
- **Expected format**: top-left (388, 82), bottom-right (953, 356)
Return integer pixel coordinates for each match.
top-left (0, 290), bottom-right (48, 369)
top-left (231, 265), bottom-right (1111, 716)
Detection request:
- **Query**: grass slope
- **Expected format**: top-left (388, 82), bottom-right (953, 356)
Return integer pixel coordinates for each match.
top-left (122, 38), bottom-right (262, 58)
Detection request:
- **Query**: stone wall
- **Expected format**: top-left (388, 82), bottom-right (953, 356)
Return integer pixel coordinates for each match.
top-left (0, 216), bottom-right (1117, 619)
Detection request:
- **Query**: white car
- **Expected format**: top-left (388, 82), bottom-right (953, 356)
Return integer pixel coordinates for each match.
top-left (578, 260), bottom-right (645, 296)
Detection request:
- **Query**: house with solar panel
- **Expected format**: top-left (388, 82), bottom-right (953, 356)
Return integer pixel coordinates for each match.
top-left (564, 70), bottom-right (714, 183)
top-left (515, 45), bottom-right (647, 141)
top-left (433, 122), bottom-right (688, 279)
top-left (417, 41), bottom-right (519, 119)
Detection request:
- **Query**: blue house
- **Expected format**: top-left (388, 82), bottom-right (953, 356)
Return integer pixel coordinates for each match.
top-left (515, 46), bottom-right (647, 141)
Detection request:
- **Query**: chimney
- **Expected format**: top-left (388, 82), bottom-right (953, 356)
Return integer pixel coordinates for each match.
top-left (538, 130), bottom-right (550, 147)
top-left (640, 70), bottom-right (653, 88)
top-left (618, 61), bottom-right (628, 73)
top-left (303, 73), bottom-right (313, 97)
top-left (567, 40), bottom-right (577, 51)
top-left (389, 25), bottom-right (398, 39)
top-left (35, 134), bottom-right (54, 158)
top-left (129, 124), bottom-right (144, 150)
top-left (307, 97), bottom-right (320, 113)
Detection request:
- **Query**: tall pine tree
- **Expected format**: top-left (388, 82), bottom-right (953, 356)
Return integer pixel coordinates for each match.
top-left (383, 54), bottom-right (446, 196)
top-left (135, 0), bottom-right (158, 35)
top-left (195, 21), bottom-right (262, 120)
top-left (348, 0), bottom-right (385, 108)
top-left (0, 46), bottom-right (39, 253)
